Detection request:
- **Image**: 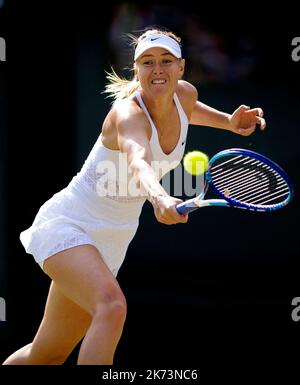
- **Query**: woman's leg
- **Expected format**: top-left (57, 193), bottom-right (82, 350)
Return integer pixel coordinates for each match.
top-left (3, 280), bottom-right (92, 364)
top-left (3, 244), bottom-right (126, 365)
top-left (42, 244), bottom-right (127, 364)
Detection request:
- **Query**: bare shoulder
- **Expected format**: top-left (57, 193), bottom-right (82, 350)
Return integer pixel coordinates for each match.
top-left (176, 80), bottom-right (198, 118)
top-left (101, 98), bottom-right (150, 150)
top-left (110, 98), bottom-right (151, 140)
top-left (111, 98), bottom-right (143, 124)
top-left (177, 80), bottom-right (198, 101)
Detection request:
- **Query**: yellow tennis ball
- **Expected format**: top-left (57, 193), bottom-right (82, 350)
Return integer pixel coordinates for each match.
top-left (183, 151), bottom-right (209, 175)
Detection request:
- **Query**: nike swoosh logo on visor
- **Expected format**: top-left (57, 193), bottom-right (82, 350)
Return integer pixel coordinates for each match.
top-left (150, 37), bottom-right (160, 41)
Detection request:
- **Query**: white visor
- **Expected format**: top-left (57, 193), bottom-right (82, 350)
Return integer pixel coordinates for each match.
top-left (134, 34), bottom-right (182, 61)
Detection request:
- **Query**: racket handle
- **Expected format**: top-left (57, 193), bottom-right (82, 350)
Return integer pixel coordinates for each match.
top-left (176, 198), bottom-right (201, 214)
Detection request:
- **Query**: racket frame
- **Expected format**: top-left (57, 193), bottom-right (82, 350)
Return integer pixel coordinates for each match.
top-left (177, 148), bottom-right (294, 214)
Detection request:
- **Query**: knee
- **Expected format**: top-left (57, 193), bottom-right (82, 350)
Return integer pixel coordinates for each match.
top-left (93, 289), bottom-right (127, 328)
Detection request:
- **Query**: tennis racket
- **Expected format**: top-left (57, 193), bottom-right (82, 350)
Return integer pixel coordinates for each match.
top-left (176, 148), bottom-right (294, 214)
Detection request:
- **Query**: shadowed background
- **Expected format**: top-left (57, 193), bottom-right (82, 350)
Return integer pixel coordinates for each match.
top-left (0, 0), bottom-right (299, 367)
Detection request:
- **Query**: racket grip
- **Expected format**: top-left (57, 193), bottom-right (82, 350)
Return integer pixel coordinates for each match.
top-left (176, 199), bottom-right (200, 214)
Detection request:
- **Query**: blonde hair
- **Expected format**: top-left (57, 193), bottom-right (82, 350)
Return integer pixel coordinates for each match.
top-left (103, 28), bottom-right (182, 102)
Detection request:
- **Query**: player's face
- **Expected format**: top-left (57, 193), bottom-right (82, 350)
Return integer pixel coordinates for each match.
top-left (135, 47), bottom-right (185, 96)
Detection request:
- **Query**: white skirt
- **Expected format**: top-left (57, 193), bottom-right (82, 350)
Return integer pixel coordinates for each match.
top-left (20, 185), bottom-right (144, 276)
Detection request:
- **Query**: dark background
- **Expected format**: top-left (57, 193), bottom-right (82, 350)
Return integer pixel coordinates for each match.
top-left (0, 0), bottom-right (299, 373)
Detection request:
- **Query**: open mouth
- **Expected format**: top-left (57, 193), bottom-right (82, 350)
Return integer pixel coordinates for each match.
top-left (151, 79), bottom-right (167, 84)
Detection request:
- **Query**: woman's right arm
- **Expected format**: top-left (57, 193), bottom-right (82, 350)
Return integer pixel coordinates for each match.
top-left (115, 102), bottom-right (187, 225)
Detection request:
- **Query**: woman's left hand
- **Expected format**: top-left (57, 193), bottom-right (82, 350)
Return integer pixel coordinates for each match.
top-left (228, 104), bottom-right (266, 136)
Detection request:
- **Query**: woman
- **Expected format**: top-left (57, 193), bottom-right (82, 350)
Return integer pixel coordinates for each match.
top-left (3, 28), bottom-right (266, 365)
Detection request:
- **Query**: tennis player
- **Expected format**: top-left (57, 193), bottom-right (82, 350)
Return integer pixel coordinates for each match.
top-left (2, 28), bottom-right (266, 365)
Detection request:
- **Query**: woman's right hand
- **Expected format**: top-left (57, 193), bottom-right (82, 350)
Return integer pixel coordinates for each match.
top-left (152, 195), bottom-right (188, 225)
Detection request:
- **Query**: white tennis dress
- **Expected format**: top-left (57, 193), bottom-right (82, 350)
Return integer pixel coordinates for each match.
top-left (20, 92), bottom-right (189, 276)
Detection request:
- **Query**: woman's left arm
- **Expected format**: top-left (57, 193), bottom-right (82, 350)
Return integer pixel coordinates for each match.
top-left (190, 101), bottom-right (266, 137)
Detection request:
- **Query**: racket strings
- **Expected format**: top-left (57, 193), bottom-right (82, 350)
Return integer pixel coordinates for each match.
top-left (210, 155), bottom-right (290, 206)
